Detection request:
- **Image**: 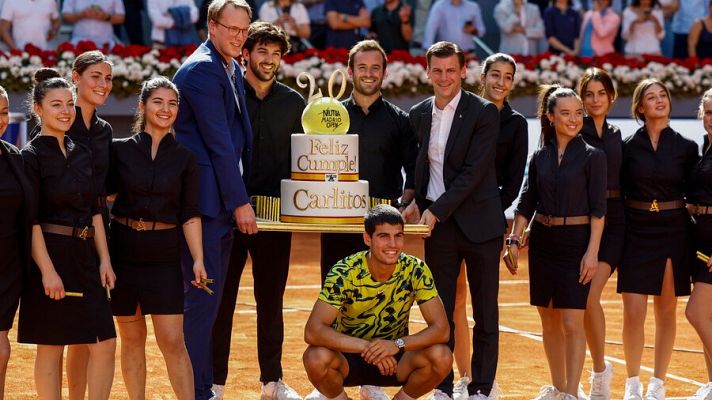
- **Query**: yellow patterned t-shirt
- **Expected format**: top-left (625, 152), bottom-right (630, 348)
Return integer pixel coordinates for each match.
top-left (318, 250), bottom-right (438, 340)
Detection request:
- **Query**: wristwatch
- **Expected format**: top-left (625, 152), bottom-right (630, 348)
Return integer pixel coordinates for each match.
top-left (394, 338), bottom-right (405, 353)
top-left (341, 13), bottom-right (348, 23)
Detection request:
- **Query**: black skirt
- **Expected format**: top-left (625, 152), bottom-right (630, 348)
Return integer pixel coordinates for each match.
top-left (0, 234), bottom-right (21, 331)
top-left (691, 214), bottom-right (712, 284)
top-left (599, 199), bottom-right (625, 270)
top-left (529, 221), bottom-right (591, 309)
top-left (18, 233), bottom-right (116, 345)
top-left (110, 222), bottom-right (184, 316)
top-left (618, 208), bottom-right (692, 296)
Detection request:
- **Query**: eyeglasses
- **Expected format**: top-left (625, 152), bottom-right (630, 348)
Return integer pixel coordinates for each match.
top-left (213, 20), bottom-right (249, 37)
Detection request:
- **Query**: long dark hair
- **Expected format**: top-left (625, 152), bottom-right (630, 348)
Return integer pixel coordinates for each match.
top-left (537, 84), bottom-right (580, 147)
top-left (479, 53), bottom-right (517, 97)
top-left (132, 76), bottom-right (179, 133)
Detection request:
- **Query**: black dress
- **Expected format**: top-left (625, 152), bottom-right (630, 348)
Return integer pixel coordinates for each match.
top-left (0, 141), bottom-right (31, 332)
top-left (108, 132), bottom-right (200, 316)
top-left (18, 135), bottom-right (116, 345)
top-left (581, 117), bottom-right (625, 269)
top-left (689, 136), bottom-right (712, 284)
top-left (619, 126), bottom-right (699, 296)
top-left (515, 135), bottom-right (607, 309)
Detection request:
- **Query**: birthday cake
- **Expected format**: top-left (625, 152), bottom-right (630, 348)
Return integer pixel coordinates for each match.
top-left (279, 70), bottom-right (369, 224)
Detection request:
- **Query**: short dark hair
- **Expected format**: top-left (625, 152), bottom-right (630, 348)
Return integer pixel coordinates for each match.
top-left (426, 41), bottom-right (464, 68)
top-left (348, 40), bottom-right (387, 70)
top-left (243, 21), bottom-right (291, 54)
top-left (364, 205), bottom-right (404, 236)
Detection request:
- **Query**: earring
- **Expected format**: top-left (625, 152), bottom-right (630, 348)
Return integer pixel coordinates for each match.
top-left (549, 120), bottom-right (553, 127)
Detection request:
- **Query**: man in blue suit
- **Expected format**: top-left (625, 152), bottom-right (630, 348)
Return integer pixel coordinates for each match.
top-left (172, 0), bottom-right (256, 398)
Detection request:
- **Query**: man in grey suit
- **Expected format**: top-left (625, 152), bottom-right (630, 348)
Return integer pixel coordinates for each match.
top-left (403, 41), bottom-right (504, 400)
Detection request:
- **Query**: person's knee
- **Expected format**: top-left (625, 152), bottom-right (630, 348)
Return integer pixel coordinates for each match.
top-left (119, 323), bottom-right (147, 347)
top-left (91, 338), bottom-right (117, 358)
top-left (561, 314), bottom-right (584, 337)
top-left (424, 344), bottom-right (453, 377)
top-left (303, 346), bottom-right (337, 379)
top-left (156, 331), bottom-right (187, 356)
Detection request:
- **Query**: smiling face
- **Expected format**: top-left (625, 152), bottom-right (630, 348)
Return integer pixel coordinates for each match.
top-left (582, 79), bottom-right (611, 119)
top-left (73, 62), bottom-right (112, 107)
top-left (548, 95), bottom-right (583, 140)
top-left (209, 5), bottom-right (251, 61)
top-left (349, 50), bottom-right (386, 97)
top-left (244, 40), bottom-right (283, 83)
top-left (0, 96), bottom-right (8, 137)
top-left (638, 83), bottom-right (670, 122)
top-left (427, 55), bottom-right (465, 105)
top-left (481, 61), bottom-right (514, 106)
top-left (363, 223), bottom-right (404, 267)
top-left (141, 87), bottom-right (178, 134)
top-left (34, 88), bottom-right (76, 135)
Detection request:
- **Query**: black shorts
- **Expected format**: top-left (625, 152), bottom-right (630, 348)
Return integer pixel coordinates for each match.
top-left (342, 351), bottom-right (405, 387)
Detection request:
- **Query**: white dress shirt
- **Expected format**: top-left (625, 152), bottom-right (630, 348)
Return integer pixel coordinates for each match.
top-left (427, 90), bottom-right (461, 202)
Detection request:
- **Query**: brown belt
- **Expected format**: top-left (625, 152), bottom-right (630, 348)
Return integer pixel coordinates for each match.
top-left (40, 223), bottom-right (95, 240)
top-left (607, 190), bottom-right (621, 199)
top-left (113, 216), bottom-right (177, 231)
top-left (688, 204), bottom-right (712, 216)
top-left (625, 199), bottom-right (686, 212)
top-left (534, 214), bottom-right (590, 227)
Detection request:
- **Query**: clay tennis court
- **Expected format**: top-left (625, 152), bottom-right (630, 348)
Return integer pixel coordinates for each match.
top-left (3, 233), bottom-right (708, 399)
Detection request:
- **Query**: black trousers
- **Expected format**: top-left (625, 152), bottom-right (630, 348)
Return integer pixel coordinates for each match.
top-left (424, 218), bottom-right (501, 396)
top-left (673, 33), bottom-right (689, 59)
top-left (212, 231), bottom-right (292, 384)
top-left (319, 233), bottom-right (368, 284)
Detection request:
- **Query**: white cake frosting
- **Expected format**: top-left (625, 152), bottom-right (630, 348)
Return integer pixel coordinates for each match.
top-left (290, 134), bottom-right (359, 182)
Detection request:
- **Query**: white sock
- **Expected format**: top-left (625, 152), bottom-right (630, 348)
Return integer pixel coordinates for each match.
top-left (626, 376), bottom-right (641, 386)
top-left (327, 391), bottom-right (349, 400)
top-left (649, 377), bottom-right (664, 386)
top-left (393, 389), bottom-right (416, 400)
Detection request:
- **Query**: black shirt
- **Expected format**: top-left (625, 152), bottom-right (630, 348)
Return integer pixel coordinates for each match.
top-left (370, 2), bottom-right (411, 53)
top-left (689, 136), bottom-right (712, 205)
top-left (515, 135), bottom-right (607, 219)
top-left (22, 135), bottom-right (98, 227)
top-left (581, 116), bottom-right (623, 191)
top-left (343, 95), bottom-right (417, 200)
top-left (495, 102), bottom-right (528, 210)
top-left (108, 132), bottom-right (200, 225)
top-left (622, 126), bottom-right (699, 202)
top-left (0, 153), bottom-right (22, 237)
top-left (245, 80), bottom-right (305, 197)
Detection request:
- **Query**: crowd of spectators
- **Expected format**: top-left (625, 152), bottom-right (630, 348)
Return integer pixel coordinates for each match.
top-left (0, 0), bottom-right (709, 59)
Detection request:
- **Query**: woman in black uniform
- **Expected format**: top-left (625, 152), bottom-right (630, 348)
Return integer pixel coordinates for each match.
top-left (62, 50), bottom-right (116, 400)
top-left (451, 52), bottom-right (528, 396)
top-left (109, 76), bottom-right (206, 399)
top-left (684, 88), bottom-right (712, 400)
top-left (0, 85), bottom-right (33, 400)
top-left (619, 78), bottom-right (698, 400)
top-left (577, 67), bottom-right (623, 399)
top-left (504, 85), bottom-right (606, 400)
top-left (19, 68), bottom-right (116, 399)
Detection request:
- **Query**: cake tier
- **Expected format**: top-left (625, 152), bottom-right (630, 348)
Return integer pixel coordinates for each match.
top-left (291, 134), bottom-right (359, 182)
top-left (280, 180), bottom-right (369, 224)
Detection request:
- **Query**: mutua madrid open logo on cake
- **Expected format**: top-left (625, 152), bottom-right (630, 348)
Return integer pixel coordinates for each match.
top-left (298, 69), bottom-right (350, 135)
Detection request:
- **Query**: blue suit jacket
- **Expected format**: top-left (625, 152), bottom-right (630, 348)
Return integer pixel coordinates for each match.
top-left (173, 40), bottom-right (253, 218)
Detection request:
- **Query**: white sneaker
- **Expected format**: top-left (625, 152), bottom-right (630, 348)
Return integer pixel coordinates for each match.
top-left (645, 377), bottom-right (665, 400)
top-left (689, 383), bottom-right (712, 400)
top-left (453, 376), bottom-right (471, 400)
top-left (589, 362), bottom-right (613, 400)
top-left (559, 394), bottom-right (578, 400)
top-left (211, 385), bottom-right (225, 400)
top-left (359, 385), bottom-right (389, 400)
top-left (304, 388), bottom-right (327, 400)
top-left (468, 381), bottom-right (502, 400)
top-left (532, 385), bottom-right (561, 400)
top-left (624, 377), bottom-right (643, 400)
top-left (261, 380), bottom-right (303, 400)
top-left (430, 389), bottom-right (454, 400)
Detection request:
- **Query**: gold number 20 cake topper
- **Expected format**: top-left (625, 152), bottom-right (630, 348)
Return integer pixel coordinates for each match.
top-left (298, 69), bottom-right (350, 135)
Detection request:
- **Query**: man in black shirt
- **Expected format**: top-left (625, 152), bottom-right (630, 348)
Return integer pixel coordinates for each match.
top-left (320, 39), bottom-right (418, 284)
top-left (369, 0), bottom-right (413, 53)
top-left (211, 21), bottom-right (305, 400)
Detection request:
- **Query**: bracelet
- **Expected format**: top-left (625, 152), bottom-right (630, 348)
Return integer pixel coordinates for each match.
top-left (505, 237), bottom-right (520, 246)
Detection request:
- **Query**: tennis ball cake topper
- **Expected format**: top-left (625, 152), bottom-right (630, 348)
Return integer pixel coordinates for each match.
top-left (298, 69), bottom-right (350, 135)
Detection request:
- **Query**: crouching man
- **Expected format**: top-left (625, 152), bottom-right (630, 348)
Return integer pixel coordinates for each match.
top-left (303, 205), bottom-right (452, 400)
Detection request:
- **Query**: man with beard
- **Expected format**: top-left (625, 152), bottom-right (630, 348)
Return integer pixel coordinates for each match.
top-left (210, 21), bottom-right (305, 400)
top-left (320, 40), bottom-right (418, 296)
